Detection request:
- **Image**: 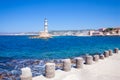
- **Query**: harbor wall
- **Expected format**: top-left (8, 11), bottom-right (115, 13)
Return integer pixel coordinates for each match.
top-left (20, 48), bottom-right (119, 80)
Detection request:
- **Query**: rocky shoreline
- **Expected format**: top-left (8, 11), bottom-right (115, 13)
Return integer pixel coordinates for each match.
top-left (0, 58), bottom-right (68, 80)
top-left (0, 56), bottom-right (85, 80)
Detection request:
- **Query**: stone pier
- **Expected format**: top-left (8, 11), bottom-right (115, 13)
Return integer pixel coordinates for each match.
top-left (31, 50), bottom-right (120, 80)
top-left (19, 49), bottom-right (120, 80)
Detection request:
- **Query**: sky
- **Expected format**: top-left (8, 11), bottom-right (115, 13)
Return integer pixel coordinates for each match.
top-left (0, 0), bottom-right (120, 32)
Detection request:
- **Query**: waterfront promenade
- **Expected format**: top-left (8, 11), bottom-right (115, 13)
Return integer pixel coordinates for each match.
top-left (32, 51), bottom-right (120, 80)
top-left (21, 48), bottom-right (120, 80)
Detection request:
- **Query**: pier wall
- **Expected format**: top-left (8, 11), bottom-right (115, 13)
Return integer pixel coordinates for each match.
top-left (20, 48), bottom-right (119, 80)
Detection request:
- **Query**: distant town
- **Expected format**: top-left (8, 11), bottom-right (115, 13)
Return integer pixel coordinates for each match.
top-left (89, 27), bottom-right (120, 36)
top-left (0, 27), bottom-right (120, 36)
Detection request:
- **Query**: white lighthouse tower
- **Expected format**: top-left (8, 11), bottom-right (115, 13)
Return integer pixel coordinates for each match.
top-left (44, 18), bottom-right (48, 33)
top-left (30, 18), bottom-right (51, 39)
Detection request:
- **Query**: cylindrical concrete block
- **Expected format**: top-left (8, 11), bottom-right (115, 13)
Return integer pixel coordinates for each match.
top-left (104, 51), bottom-right (109, 57)
top-left (109, 50), bottom-right (113, 56)
top-left (75, 57), bottom-right (84, 69)
top-left (45, 63), bottom-right (55, 78)
top-left (99, 54), bottom-right (104, 59)
top-left (20, 67), bottom-right (32, 80)
top-left (85, 55), bottom-right (93, 65)
top-left (63, 59), bottom-right (71, 71)
top-left (114, 48), bottom-right (119, 53)
top-left (93, 55), bottom-right (99, 61)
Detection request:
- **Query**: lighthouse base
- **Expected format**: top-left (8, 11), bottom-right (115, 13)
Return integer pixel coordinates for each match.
top-left (30, 32), bottom-right (52, 39)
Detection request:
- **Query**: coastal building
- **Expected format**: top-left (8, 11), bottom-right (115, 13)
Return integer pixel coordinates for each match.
top-left (88, 30), bottom-right (104, 36)
top-left (92, 31), bottom-right (104, 36)
top-left (88, 30), bottom-right (95, 36)
top-left (102, 27), bottom-right (120, 36)
top-left (118, 30), bottom-right (120, 35)
top-left (115, 28), bottom-right (120, 35)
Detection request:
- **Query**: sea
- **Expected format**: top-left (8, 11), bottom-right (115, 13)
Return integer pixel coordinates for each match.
top-left (0, 36), bottom-right (120, 79)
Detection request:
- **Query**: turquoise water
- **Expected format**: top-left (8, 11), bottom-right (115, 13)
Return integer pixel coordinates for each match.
top-left (0, 36), bottom-right (120, 59)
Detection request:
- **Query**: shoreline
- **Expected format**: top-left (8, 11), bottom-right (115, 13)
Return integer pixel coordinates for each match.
top-left (0, 34), bottom-right (120, 36)
top-left (0, 48), bottom-right (120, 80)
top-left (32, 50), bottom-right (120, 80)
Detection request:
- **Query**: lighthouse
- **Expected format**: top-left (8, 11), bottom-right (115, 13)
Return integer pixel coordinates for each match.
top-left (30, 18), bottom-right (51, 39)
top-left (44, 18), bottom-right (48, 33)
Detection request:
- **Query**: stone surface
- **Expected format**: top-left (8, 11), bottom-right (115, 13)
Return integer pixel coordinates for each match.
top-left (45, 63), bottom-right (55, 78)
top-left (85, 56), bottom-right (93, 65)
top-left (63, 59), bottom-right (71, 71)
top-left (20, 76), bottom-right (32, 80)
top-left (109, 50), bottom-right (113, 56)
top-left (20, 67), bottom-right (32, 80)
top-left (114, 48), bottom-right (119, 53)
top-left (104, 51), bottom-right (109, 57)
top-left (33, 52), bottom-right (120, 80)
top-left (93, 55), bottom-right (99, 61)
top-left (99, 54), bottom-right (104, 59)
top-left (75, 57), bottom-right (84, 69)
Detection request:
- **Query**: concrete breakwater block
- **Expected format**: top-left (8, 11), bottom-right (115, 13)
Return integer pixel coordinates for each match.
top-left (85, 55), bottom-right (93, 65)
top-left (93, 55), bottom-right (99, 61)
top-left (99, 54), bottom-right (104, 59)
top-left (109, 50), bottom-right (113, 56)
top-left (20, 67), bottom-right (32, 80)
top-left (75, 57), bottom-right (84, 69)
top-left (63, 59), bottom-right (71, 71)
top-left (114, 48), bottom-right (119, 53)
top-left (45, 63), bottom-right (55, 78)
top-left (20, 76), bottom-right (32, 80)
top-left (104, 51), bottom-right (109, 57)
